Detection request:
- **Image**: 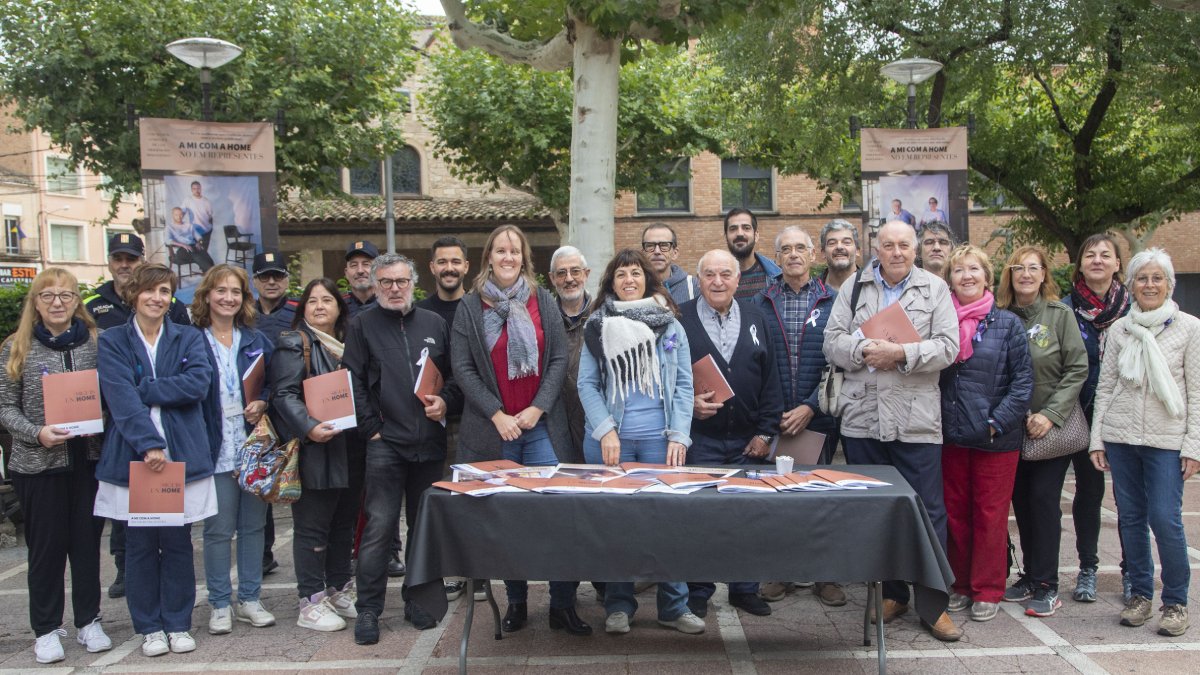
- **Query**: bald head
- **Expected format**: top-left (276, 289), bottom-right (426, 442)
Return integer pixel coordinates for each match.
top-left (697, 249), bottom-right (740, 313)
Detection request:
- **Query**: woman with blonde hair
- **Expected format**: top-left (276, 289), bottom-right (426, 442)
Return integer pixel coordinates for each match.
top-left (452, 224), bottom-right (587, 635)
top-left (0, 268), bottom-right (110, 663)
top-left (997, 246), bottom-right (1088, 618)
top-left (189, 264), bottom-right (276, 636)
top-left (938, 246), bottom-right (1033, 622)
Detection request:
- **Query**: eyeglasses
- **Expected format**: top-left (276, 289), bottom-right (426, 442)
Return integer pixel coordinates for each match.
top-left (552, 267), bottom-right (587, 280)
top-left (376, 277), bottom-right (411, 290)
top-left (777, 244), bottom-right (809, 255)
top-left (1009, 264), bottom-right (1044, 274)
top-left (642, 241), bottom-right (675, 252)
top-left (37, 291), bottom-right (78, 305)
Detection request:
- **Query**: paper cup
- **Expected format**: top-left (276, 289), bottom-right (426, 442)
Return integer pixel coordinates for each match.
top-left (775, 455), bottom-right (794, 475)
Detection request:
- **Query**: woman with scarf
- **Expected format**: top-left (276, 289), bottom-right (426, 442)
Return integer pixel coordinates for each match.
top-left (1062, 233), bottom-right (1131, 603)
top-left (937, 246), bottom-right (1032, 623)
top-left (998, 246), bottom-right (1088, 618)
top-left (451, 225), bottom-right (588, 636)
top-left (577, 248), bottom-right (703, 636)
top-left (269, 278), bottom-right (360, 632)
top-left (190, 264), bottom-right (276, 636)
top-left (0, 268), bottom-right (110, 664)
top-left (1090, 248), bottom-right (1199, 637)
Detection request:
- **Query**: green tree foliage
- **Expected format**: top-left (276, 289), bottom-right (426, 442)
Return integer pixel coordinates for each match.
top-left (422, 42), bottom-right (724, 228)
top-left (0, 0), bottom-right (419, 200)
top-left (703, 0), bottom-right (1200, 257)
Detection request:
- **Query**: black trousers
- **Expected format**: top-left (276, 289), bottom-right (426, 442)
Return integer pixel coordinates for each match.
top-left (1012, 455), bottom-right (1072, 589)
top-left (292, 448), bottom-right (366, 598)
top-left (1069, 449), bottom-right (1107, 570)
top-left (11, 453), bottom-right (105, 636)
top-left (354, 439), bottom-right (442, 616)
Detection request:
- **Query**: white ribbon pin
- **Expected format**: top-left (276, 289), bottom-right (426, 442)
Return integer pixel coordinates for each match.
top-left (750, 324), bottom-right (760, 346)
top-left (807, 308), bottom-right (821, 327)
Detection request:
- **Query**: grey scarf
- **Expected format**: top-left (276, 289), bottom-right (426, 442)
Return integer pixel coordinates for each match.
top-left (482, 277), bottom-right (539, 379)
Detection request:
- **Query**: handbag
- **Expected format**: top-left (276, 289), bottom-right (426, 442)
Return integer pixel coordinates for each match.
top-left (1021, 402), bottom-right (1090, 461)
top-left (235, 416), bottom-right (302, 504)
top-left (817, 276), bottom-right (864, 417)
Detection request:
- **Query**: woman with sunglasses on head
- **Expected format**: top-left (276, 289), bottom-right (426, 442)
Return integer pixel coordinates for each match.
top-left (996, 246), bottom-right (1088, 619)
top-left (0, 269), bottom-right (110, 664)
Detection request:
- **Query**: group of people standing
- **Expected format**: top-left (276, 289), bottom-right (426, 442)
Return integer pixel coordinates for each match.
top-left (0, 210), bottom-right (1195, 664)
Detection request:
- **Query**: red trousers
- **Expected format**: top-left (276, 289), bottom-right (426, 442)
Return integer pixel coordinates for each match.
top-left (942, 444), bottom-right (1019, 603)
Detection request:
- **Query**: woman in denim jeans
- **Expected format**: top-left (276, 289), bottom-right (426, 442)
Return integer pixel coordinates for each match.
top-left (451, 225), bottom-right (587, 636)
top-left (577, 248), bottom-right (704, 636)
top-left (190, 265), bottom-right (276, 636)
top-left (1090, 248), bottom-right (1200, 637)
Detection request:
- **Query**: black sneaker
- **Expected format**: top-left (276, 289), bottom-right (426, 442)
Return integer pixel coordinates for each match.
top-left (354, 611), bottom-right (379, 645)
top-left (405, 601), bottom-right (437, 630)
top-left (445, 580), bottom-right (466, 600)
top-left (262, 558), bottom-right (280, 576)
top-left (1003, 575), bottom-right (1035, 602)
top-left (729, 592), bottom-right (772, 616)
top-left (687, 595), bottom-right (708, 619)
top-left (108, 571), bottom-right (126, 599)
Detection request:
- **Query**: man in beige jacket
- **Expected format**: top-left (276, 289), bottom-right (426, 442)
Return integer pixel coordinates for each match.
top-left (822, 220), bottom-right (961, 640)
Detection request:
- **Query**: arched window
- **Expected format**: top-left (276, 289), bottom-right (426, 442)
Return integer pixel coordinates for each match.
top-left (391, 146), bottom-right (421, 194)
top-left (349, 160), bottom-right (381, 196)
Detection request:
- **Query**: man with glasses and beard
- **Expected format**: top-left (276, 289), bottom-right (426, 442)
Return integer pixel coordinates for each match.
top-left (641, 223), bottom-right (698, 304)
top-left (818, 219), bottom-right (861, 292)
top-left (417, 237), bottom-right (469, 327)
top-left (548, 246), bottom-right (591, 457)
top-left (724, 209), bottom-right (782, 300)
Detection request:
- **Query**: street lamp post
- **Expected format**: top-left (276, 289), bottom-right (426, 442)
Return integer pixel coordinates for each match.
top-left (165, 38), bottom-right (244, 121)
top-left (880, 58), bottom-right (943, 129)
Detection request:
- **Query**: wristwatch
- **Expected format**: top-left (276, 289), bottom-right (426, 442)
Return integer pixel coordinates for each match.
top-left (757, 434), bottom-right (774, 445)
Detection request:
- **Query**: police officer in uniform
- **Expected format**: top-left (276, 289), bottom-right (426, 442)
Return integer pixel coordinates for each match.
top-left (83, 232), bottom-right (191, 599)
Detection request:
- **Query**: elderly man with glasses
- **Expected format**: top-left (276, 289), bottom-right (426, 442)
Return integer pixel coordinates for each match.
top-left (548, 246), bottom-right (592, 458)
top-left (641, 223), bottom-right (699, 304)
top-left (342, 253), bottom-right (463, 643)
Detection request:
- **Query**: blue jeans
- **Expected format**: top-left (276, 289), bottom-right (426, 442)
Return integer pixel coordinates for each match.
top-left (1105, 442), bottom-right (1191, 606)
top-left (203, 473), bottom-right (267, 608)
top-left (583, 434), bottom-right (689, 618)
top-left (126, 523), bottom-right (195, 634)
top-left (501, 420), bottom-right (578, 608)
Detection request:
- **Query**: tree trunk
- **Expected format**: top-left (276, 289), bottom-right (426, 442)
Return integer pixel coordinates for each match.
top-left (567, 21), bottom-right (620, 292)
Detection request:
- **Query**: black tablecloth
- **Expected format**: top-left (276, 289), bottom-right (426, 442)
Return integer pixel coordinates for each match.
top-left (408, 464), bottom-right (952, 625)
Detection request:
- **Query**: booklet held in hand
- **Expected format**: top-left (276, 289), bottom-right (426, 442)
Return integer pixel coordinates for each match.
top-left (128, 461), bottom-right (185, 527)
top-left (42, 369), bottom-right (103, 437)
top-left (303, 370), bottom-right (357, 431)
top-left (691, 354), bottom-right (734, 404)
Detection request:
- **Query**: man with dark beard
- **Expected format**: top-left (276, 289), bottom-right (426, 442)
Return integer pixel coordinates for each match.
top-left (724, 208), bottom-right (781, 300)
top-left (417, 236), bottom-right (469, 326)
top-left (818, 219), bottom-right (861, 292)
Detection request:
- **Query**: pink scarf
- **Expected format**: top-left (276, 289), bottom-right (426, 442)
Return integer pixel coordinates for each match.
top-left (952, 290), bottom-right (994, 363)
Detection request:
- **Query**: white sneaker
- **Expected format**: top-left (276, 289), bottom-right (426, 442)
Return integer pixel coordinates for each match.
top-left (34, 628), bottom-right (67, 664)
top-left (209, 605), bottom-right (233, 634)
top-left (168, 631), bottom-right (196, 653)
top-left (297, 595), bottom-right (347, 632)
top-left (76, 617), bottom-right (112, 653)
top-left (235, 599), bottom-right (276, 627)
top-left (658, 612), bottom-right (705, 634)
top-left (327, 581), bottom-right (358, 619)
top-left (605, 611), bottom-right (631, 634)
top-left (141, 631), bottom-right (169, 657)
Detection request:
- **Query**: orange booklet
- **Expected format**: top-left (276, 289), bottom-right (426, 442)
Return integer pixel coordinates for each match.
top-left (413, 355), bottom-right (444, 403)
top-left (717, 476), bottom-right (779, 493)
top-left (859, 302), bottom-right (922, 344)
top-left (691, 354), bottom-right (734, 404)
top-left (656, 473), bottom-right (727, 489)
top-left (506, 476), bottom-right (650, 494)
top-left (128, 461), bottom-right (185, 527)
top-left (433, 480), bottom-right (522, 497)
top-left (303, 369), bottom-right (357, 431)
top-left (452, 460), bottom-right (524, 473)
top-left (773, 429), bottom-right (826, 465)
top-left (42, 369), bottom-right (103, 437)
top-left (242, 353), bottom-right (265, 402)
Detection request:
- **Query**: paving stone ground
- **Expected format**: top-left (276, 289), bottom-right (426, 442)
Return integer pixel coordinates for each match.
top-left (0, 469), bottom-right (1197, 673)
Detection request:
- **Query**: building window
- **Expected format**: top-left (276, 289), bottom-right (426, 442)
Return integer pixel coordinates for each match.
top-left (721, 158), bottom-right (772, 212)
top-left (637, 160), bottom-right (690, 213)
top-left (4, 216), bottom-right (21, 255)
top-left (348, 160), bottom-right (382, 196)
top-left (50, 223), bottom-right (83, 261)
top-left (391, 146), bottom-right (421, 194)
top-left (46, 156), bottom-right (83, 196)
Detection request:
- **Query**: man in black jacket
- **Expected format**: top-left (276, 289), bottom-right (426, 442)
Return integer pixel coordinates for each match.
top-left (343, 252), bottom-right (462, 644)
top-left (680, 249), bottom-right (783, 620)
